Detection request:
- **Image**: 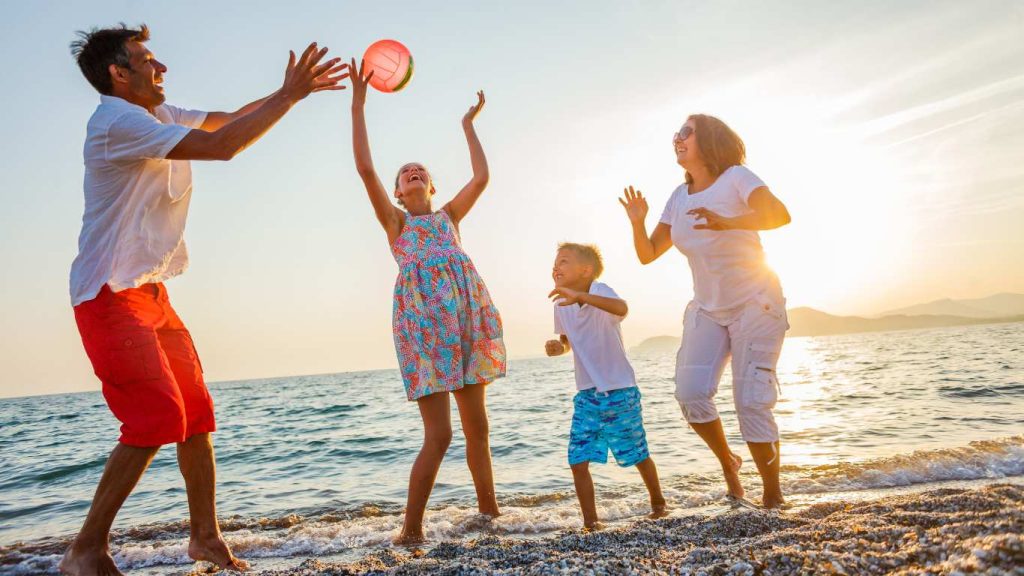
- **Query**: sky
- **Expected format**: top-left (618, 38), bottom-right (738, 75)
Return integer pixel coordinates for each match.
top-left (1, 0), bottom-right (1022, 398)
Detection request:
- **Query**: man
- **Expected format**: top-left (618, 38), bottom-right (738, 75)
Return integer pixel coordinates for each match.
top-left (61, 24), bottom-right (347, 575)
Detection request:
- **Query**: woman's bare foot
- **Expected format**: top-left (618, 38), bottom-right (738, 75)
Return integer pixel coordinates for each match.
top-left (187, 536), bottom-right (249, 572)
top-left (393, 531), bottom-right (427, 546)
top-left (59, 544), bottom-right (123, 576)
top-left (724, 452), bottom-right (744, 498)
top-left (648, 500), bottom-right (669, 519)
top-left (582, 521), bottom-right (606, 533)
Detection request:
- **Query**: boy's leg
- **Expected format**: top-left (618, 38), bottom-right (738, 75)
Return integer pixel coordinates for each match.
top-left (568, 390), bottom-right (606, 530)
top-left (570, 462), bottom-right (601, 530)
top-left (606, 388), bottom-right (667, 518)
top-left (634, 457), bottom-right (668, 518)
top-left (399, 392), bottom-right (453, 543)
top-left (452, 383), bottom-right (499, 516)
top-left (59, 443), bottom-right (159, 576)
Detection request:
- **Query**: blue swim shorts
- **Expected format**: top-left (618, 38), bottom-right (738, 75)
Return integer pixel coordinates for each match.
top-left (568, 387), bottom-right (650, 467)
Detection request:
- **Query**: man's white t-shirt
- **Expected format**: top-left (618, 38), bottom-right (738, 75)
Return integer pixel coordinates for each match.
top-left (70, 95), bottom-right (207, 306)
top-left (553, 281), bottom-right (637, 393)
top-left (659, 165), bottom-right (780, 312)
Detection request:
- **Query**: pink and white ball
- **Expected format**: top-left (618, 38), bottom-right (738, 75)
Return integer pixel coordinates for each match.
top-left (362, 39), bottom-right (414, 93)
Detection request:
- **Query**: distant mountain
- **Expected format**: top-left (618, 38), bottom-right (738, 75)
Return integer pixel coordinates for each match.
top-left (631, 306), bottom-right (1024, 354)
top-left (881, 293), bottom-right (1024, 319)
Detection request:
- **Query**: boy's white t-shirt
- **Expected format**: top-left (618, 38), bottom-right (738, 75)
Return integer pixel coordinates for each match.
top-left (553, 281), bottom-right (637, 393)
top-left (70, 95), bottom-right (207, 306)
top-left (659, 165), bottom-right (780, 312)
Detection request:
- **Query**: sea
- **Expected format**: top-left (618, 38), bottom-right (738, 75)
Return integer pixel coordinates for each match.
top-left (1, 321), bottom-right (1022, 574)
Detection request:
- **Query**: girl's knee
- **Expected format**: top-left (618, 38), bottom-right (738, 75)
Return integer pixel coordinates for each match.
top-left (424, 427), bottom-right (453, 454)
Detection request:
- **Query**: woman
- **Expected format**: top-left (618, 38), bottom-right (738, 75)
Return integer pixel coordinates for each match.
top-left (619, 114), bottom-right (791, 508)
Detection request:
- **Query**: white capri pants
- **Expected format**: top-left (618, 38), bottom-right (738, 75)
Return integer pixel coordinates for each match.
top-left (674, 291), bottom-right (788, 443)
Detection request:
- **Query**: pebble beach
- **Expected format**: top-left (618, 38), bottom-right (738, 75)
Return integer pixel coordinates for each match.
top-left (245, 483), bottom-right (1024, 576)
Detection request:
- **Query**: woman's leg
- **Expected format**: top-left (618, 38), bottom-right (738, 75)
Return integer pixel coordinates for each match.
top-left (398, 392), bottom-right (453, 543)
top-left (452, 383), bottom-right (500, 516)
top-left (730, 294), bottom-right (789, 508)
top-left (674, 305), bottom-right (741, 497)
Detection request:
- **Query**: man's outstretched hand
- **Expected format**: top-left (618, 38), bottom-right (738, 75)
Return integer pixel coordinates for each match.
top-left (280, 42), bottom-right (350, 103)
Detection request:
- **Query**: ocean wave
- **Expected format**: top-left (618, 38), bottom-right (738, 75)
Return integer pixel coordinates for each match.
top-left (784, 435), bottom-right (1024, 494)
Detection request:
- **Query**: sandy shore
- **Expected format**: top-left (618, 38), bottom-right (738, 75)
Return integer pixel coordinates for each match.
top-left (245, 483), bottom-right (1023, 576)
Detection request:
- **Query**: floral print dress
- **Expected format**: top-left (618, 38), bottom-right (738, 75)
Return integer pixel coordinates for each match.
top-left (391, 210), bottom-right (506, 400)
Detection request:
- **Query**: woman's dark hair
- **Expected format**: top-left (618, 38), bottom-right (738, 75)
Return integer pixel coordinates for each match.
top-left (70, 23), bottom-right (150, 95)
top-left (685, 114), bottom-right (746, 185)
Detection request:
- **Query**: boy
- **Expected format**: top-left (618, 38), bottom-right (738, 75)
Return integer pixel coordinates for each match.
top-left (546, 243), bottom-right (667, 530)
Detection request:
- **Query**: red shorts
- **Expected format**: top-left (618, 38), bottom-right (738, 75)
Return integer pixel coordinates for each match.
top-left (73, 283), bottom-right (215, 447)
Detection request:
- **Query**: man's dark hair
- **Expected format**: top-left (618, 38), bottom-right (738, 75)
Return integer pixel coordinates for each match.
top-left (70, 23), bottom-right (150, 95)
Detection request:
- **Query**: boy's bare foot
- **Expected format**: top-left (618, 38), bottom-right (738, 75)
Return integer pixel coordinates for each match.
top-left (393, 531), bottom-right (427, 546)
top-left (582, 521), bottom-right (606, 533)
top-left (188, 536), bottom-right (249, 572)
top-left (59, 545), bottom-right (123, 576)
top-left (724, 452), bottom-right (744, 498)
top-left (648, 500), bottom-right (669, 519)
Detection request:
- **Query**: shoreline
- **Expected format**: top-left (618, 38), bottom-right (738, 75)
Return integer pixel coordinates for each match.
top-left (249, 483), bottom-right (1023, 576)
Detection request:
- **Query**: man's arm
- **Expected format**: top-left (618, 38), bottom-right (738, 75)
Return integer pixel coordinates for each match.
top-left (198, 92), bottom-right (278, 132)
top-left (167, 43), bottom-right (348, 161)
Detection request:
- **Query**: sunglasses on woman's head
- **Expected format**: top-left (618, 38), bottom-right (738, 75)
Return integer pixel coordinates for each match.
top-left (673, 125), bottom-right (695, 143)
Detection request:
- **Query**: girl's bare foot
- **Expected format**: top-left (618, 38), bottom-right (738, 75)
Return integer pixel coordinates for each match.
top-left (724, 452), bottom-right (744, 498)
top-left (59, 544), bottom-right (123, 576)
top-left (187, 537), bottom-right (249, 572)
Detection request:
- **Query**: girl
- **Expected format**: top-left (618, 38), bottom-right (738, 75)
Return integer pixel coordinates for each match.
top-left (348, 60), bottom-right (506, 543)
top-left (619, 114), bottom-right (792, 508)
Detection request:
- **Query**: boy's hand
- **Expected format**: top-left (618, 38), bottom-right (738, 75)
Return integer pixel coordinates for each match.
top-left (462, 90), bottom-right (485, 128)
top-left (545, 339), bottom-right (566, 356)
top-left (549, 286), bottom-right (584, 306)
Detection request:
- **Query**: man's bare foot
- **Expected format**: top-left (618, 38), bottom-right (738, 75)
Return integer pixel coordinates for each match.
top-left (582, 521), bottom-right (605, 532)
top-left (393, 531), bottom-right (427, 546)
top-left (188, 536), bottom-right (249, 572)
top-left (648, 500), bottom-right (669, 519)
top-left (59, 545), bottom-right (123, 576)
top-left (762, 494), bottom-right (788, 510)
top-left (724, 452), bottom-right (744, 498)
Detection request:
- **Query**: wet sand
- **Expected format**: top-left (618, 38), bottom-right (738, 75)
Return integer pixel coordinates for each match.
top-left (247, 483), bottom-right (1023, 575)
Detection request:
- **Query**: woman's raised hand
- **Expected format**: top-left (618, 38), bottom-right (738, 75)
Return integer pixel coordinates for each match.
top-left (463, 91), bottom-right (486, 128)
top-left (618, 186), bottom-right (649, 224)
top-left (349, 58), bottom-right (375, 106)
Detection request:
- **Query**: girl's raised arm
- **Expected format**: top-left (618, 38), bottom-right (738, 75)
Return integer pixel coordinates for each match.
top-left (351, 58), bottom-right (403, 242)
top-left (444, 91), bottom-right (489, 225)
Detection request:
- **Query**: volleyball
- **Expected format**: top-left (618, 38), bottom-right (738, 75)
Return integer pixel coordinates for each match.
top-left (362, 39), bottom-right (414, 93)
